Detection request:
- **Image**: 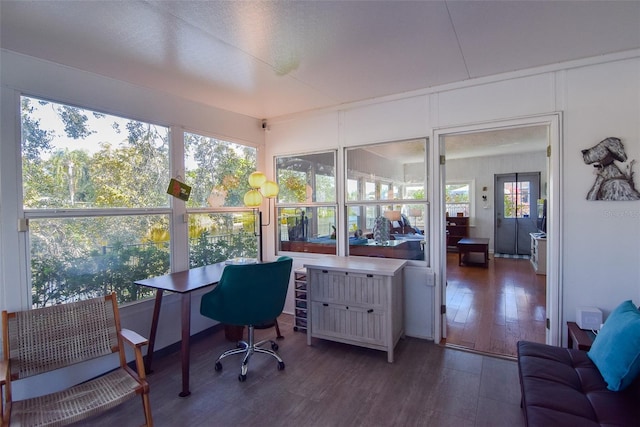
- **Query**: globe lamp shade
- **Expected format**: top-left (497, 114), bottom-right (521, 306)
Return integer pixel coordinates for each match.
top-left (248, 171), bottom-right (267, 189)
top-left (261, 180), bottom-right (279, 198)
top-left (243, 189), bottom-right (263, 207)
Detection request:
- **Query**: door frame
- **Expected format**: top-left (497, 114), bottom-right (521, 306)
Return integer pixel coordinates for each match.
top-left (431, 113), bottom-right (562, 347)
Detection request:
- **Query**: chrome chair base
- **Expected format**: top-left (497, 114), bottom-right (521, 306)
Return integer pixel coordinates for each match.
top-left (214, 325), bottom-right (285, 382)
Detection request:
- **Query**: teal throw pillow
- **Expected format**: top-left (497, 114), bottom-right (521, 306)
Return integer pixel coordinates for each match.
top-left (587, 300), bottom-right (640, 391)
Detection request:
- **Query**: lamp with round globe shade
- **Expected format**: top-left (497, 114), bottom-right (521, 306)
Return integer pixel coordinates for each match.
top-left (244, 171), bottom-right (279, 261)
top-left (248, 171), bottom-right (267, 189)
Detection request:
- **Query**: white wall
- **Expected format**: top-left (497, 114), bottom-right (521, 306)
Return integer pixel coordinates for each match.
top-left (562, 58), bottom-right (640, 314)
top-left (265, 53), bottom-right (640, 344)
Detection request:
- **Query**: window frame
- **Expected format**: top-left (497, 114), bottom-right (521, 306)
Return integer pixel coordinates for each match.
top-left (20, 95), bottom-right (259, 307)
top-left (274, 150), bottom-right (338, 255)
top-left (344, 138), bottom-right (429, 263)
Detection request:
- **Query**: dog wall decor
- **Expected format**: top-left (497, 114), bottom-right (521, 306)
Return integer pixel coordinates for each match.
top-left (582, 137), bottom-right (640, 201)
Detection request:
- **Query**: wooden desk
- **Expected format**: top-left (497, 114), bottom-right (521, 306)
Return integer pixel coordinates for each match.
top-left (135, 263), bottom-right (226, 397)
top-left (349, 239), bottom-right (414, 259)
top-left (281, 239), bottom-right (423, 260)
top-left (567, 321), bottom-right (596, 351)
top-left (457, 238), bottom-right (490, 268)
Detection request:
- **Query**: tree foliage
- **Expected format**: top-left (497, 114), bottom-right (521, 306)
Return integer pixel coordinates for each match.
top-left (184, 133), bottom-right (256, 207)
top-left (22, 97), bottom-right (257, 307)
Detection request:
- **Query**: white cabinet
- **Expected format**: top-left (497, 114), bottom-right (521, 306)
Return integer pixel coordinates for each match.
top-left (530, 233), bottom-right (547, 275)
top-left (304, 257), bottom-right (406, 363)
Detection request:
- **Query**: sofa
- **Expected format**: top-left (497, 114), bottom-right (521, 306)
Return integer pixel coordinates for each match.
top-left (517, 340), bottom-right (640, 426)
top-left (518, 300), bottom-right (640, 426)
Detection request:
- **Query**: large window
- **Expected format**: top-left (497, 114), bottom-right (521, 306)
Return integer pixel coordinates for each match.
top-left (183, 132), bottom-right (258, 268)
top-left (345, 138), bottom-right (428, 262)
top-left (21, 96), bottom-right (257, 307)
top-left (275, 152), bottom-right (337, 255)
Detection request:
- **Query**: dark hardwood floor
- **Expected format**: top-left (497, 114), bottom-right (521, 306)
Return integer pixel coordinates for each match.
top-left (445, 252), bottom-right (546, 358)
top-left (88, 314), bottom-right (525, 427)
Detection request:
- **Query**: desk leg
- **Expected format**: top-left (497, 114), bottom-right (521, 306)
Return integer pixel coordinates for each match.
top-left (144, 289), bottom-right (164, 374)
top-left (179, 292), bottom-right (192, 397)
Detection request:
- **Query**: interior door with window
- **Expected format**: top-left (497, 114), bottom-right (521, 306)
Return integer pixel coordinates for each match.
top-left (494, 172), bottom-right (540, 255)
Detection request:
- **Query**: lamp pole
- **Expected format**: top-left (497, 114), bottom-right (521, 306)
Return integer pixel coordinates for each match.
top-left (258, 210), bottom-right (263, 262)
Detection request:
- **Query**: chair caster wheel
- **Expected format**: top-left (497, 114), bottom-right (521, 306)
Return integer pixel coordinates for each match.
top-left (214, 361), bottom-right (222, 372)
top-left (238, 374), bottom-right (247, 382)
top-left (271, 342), bottom-right (279, 351)
top-left (277, 361), bottom-right (285, 371)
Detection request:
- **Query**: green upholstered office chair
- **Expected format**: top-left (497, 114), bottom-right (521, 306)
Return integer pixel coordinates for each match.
top-left (199, 256), bottom-right (293, 382)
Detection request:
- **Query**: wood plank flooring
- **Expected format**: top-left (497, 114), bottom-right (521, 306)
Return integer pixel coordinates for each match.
top-left (88, 314), bottom-right (525, 427)
top-left (445, 252), bottom-right (546, 358)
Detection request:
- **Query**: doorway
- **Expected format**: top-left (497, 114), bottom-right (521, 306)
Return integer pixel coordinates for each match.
top-left (436, 120), bottom-right (555, 358)
top-left (494, 172), bottom-right (540, 256)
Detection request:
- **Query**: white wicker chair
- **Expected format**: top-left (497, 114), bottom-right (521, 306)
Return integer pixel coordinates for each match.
top-left (0, 293), bottom-right (152, 426)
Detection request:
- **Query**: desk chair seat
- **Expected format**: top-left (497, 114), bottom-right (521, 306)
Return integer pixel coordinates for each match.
top-left (200, 257), bottom-right (293, 382)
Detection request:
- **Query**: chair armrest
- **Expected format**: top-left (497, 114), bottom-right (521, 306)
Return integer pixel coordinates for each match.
top-left (120, 328), bottom-right (149, 348)
top-left (0, 360), bottom-right (7, 386)
top-left (0, 359), bottom-right (9, 426)
top-left (120, 329), bottom-right (150, 380)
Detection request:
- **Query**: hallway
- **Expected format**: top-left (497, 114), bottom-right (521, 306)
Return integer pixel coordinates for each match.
top-left (444, 252), bottom-right (546, 358)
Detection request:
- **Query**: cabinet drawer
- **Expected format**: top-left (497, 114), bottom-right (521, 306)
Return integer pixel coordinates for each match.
top-left (310, 302), bottom-right (385, 346)
top-left (309, 270), bottom-right (387, 307)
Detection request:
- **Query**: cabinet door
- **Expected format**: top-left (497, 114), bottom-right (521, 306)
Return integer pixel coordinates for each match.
top-left (311, 302), bottom-right (385, 345)
top-left (309, 270), bottom-right (387, 308)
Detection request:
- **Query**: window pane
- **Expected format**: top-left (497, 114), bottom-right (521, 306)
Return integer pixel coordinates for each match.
top-left (347, 178), bottom-right (359, 201)
top-left (278, 207), bottom-right (337, 255)
top-left (347, 204), bottom-right (427, 261)
top-left (30, 215), bottom-right (169, 308)
top-left (345, 138), bottom-right (428, 263)
top-left (184, 132), bottom-right (257, 207)
top-left (21, 96), bottom-right (169, 209)
top-left (188, 212), bottom-right (258, 267)
top-left (445, 183), bottom-right (470, 217)
top-left (346, 139), bottom-right (426, 202)
top-left (276, 152), bottom-right (336, 204)
top-left (365, 181), bottom-right (376, 200)
top-left (503, 181), bottom-right (531, 218)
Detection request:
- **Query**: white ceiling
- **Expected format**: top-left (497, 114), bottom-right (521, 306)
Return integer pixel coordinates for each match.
top-left (2, 0), bottom-right (639, 121)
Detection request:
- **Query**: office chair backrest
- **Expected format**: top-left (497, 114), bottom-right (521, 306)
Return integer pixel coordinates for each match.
top-left (200, 256), bottom-right (293, 326)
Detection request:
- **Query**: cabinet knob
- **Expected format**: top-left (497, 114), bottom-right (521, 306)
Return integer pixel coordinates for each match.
top-left (367, 274), bottom-right (373, 278)
top-left (367, 309), bottom-right (373, 313)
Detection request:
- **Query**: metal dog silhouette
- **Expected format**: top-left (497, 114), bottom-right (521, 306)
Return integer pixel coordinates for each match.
top-left (582, 137), bottom-right (640, 201)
